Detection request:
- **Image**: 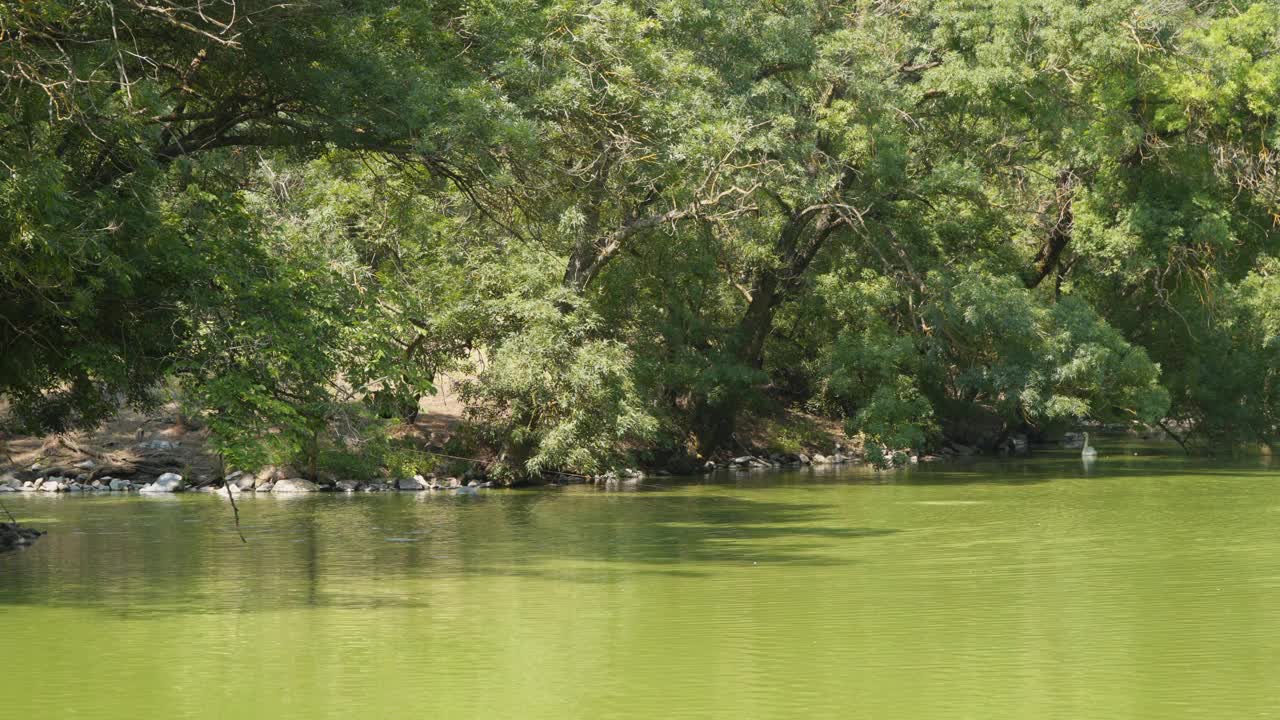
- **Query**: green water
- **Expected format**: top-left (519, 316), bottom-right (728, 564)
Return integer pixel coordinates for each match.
top-left (4, 449), bottom-right (1280, 718)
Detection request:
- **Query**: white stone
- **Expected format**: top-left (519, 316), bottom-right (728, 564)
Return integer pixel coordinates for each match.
top-left (140, 473), bottom-right (184, 493)
top-left (272, 478), bottom-right (320, 493)
top-left (396, 477), bottom-right (426, 491)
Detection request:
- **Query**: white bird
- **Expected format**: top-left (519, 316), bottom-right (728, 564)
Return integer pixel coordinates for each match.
top-left (1081, 432), bottom-right (1098, 460)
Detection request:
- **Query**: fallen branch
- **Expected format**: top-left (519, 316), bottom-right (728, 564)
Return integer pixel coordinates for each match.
top-left (57, 434), bottom-right (104, 459)
top-left (224, 483), bottom-right (247, 543)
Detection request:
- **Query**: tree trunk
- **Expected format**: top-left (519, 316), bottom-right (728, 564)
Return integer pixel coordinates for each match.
top-left (693, 209), bottom-right (840, 454)
top-left (1024, 170), bottom-right (1075, 290)
top-left (563, 239), bottom-right (600, 294)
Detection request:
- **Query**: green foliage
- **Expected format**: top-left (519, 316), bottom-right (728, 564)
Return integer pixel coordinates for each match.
top-left (460, 297), bottom-right (658, 478)
top-left (3, 0), bottom-right (1279, 472)
top-left (853, 377), bottom-right (937, 454)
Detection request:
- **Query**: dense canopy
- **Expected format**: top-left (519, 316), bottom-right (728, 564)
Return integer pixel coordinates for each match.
top-left (3, 0), bottom-right (1278, 477)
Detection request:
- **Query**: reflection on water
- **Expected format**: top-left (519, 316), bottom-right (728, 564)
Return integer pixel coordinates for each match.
top-left (3, 451), bottom-right (1280, 719)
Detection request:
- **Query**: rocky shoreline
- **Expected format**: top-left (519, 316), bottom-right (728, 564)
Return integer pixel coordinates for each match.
top-left (0, 440), bottom-right (976, 497)
top-left (0, 428), bottom-right (1033, 501)
top-left (0, 466), bottom-right (497, 496)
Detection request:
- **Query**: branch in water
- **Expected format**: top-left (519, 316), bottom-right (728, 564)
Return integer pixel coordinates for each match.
top-left (224, 482), bottom-right (247, 543)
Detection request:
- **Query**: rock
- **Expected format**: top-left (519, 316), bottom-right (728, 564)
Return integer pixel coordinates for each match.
top-left (39, 479), bottom-right (62, 492)
top-left (831, 453), bottom-right (849, 464)
top-left (811, 454), bottom-right (829, 464)
top-left (140, 473), bottom-right (184, 493)
top-left (949, 442), bottom-right (977, 456)
top-left (732, 456), bottom-right (754, 466)
top-left (0, 485), bottom-right (15, 493)
top-left (138, 439), bottom-right (178, 451)
top-left (257, 482), bottom-right (275, 493)
top-left (798, 453), bottom-right (811, 465)
top-left (0, 473), bottom-right (21, 489)
top-left (22, 481), bottom-right (34, 491)
top-left (109, 478), bottom-right (132, 491)
top-left (1008, 433), bottom-right (1029, 456)
top-left (67, 483), bottom-right (84, 492)
top-left (74, 459), bottom-right (96, 470)
top-left (335, 480), bottom-right (360, 492)
top-left (362, 484), bottom-right (381, 493)
top-left (396, 477), bottom-right (426, 491)
top-left (703, 460), bottom-right (717, 472)
top-left (32, 478), bottom-right (44, 490)
top-left (273, 478), bottom-right (320, 493)
top-left (252, 465), bottom-right (298, 486)
top-left (467, 480), bottom-right (480, 487)
top-left (446, 477), bottom-right (461, 488)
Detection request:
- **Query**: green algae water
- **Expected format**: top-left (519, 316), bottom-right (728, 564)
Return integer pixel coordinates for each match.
top-left (4, 448), bottom-right (1280, 719)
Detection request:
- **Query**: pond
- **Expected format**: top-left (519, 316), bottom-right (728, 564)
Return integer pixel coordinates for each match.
top-left (3, 447), bottom-right (1279, 718)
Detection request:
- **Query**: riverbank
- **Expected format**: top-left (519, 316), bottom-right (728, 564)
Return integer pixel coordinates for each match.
top-left (1, 397), bottom-right (1151, 495)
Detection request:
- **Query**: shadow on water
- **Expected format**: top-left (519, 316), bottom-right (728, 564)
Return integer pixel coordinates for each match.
top-left (0, 492), bottom-right (897, 615)
top-left (20, 443), bottom-right (1260, 616)
top-left (718, 448), bottom-right (1280, 488)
